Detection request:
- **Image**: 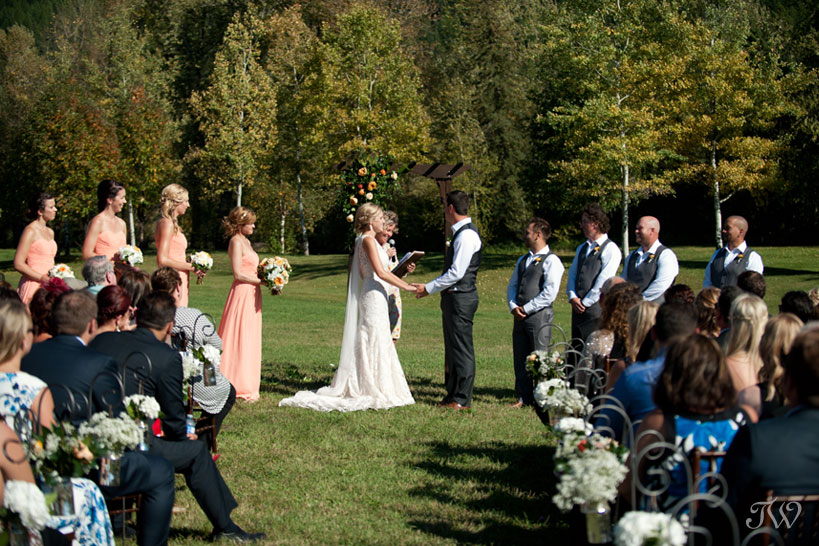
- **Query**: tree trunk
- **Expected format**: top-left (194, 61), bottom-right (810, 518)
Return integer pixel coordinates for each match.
top-left (280, 196), bottom-right (286, 253)
top-left (128, 202), bottom-right (135, 246)
top-left (712, 142), bottom-right (722, 248)
top-left (621, 136), bottom-right (630, 260)
top-left (297, 169), bottom-right (309, 255)
top-left (237, 181), bottom-right (243, 207)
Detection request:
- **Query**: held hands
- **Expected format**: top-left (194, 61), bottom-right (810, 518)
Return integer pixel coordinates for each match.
top-left (405, 263), bottom-right (416, 274)
top-left (413, 283), bottom-right (428, 298)
top-left (511, 306), bottom-right (527, 321)
top-left (569, 297), bottom-right (586, 314)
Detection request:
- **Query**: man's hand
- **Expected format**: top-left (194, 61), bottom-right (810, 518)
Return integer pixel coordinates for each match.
top-left (570, 297), bottom-right (586, 314)
top-left (413, 283), bottom-right (428, 298)
top-left (512, 306), bottom-right (527, 321)
top-left (186, 432), bottom-right (198, 441)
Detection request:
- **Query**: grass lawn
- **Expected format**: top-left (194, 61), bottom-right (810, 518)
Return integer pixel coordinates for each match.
top-left (2, 245), bottom-right (818, 544)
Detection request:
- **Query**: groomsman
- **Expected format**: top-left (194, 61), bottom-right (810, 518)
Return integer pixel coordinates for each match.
top-left (415, 190), bottom-right (482, 410)
top-left (620, 216), bottom-right (679, 302)
top-left (506, 218), bottom-right (564, 408)
top-left (703, 215), bottom-right (763, 288)
top-left (566, 204), bottom-right (621, 346)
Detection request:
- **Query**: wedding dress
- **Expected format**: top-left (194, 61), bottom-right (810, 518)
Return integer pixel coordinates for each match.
top-left (279, 234), bottom-right (415, 411)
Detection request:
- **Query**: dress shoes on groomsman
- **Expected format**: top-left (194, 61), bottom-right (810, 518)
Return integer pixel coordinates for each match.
top-left (439, 401), bottom-right (470, 410)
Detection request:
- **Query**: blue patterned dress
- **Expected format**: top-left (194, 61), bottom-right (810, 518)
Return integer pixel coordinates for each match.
top-left (0, 371), bottom-right (115, 545)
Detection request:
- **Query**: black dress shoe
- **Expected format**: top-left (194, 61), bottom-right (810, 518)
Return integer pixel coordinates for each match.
top-left (210, 528), bottom-right (267, 543)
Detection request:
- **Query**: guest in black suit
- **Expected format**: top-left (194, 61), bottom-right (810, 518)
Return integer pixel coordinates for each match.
top-left (721, 328), bottom-right (819, 537)
top-left (91, 292), bottom-right (265, 543)
top-left (21, 290), bottom-right (175, 546)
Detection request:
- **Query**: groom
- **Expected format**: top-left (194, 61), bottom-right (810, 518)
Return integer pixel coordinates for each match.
top-left (414, 190), bottom-right (482, 410)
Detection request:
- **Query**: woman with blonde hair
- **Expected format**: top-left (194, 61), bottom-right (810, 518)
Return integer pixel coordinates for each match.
top-left (725, 293), bottom-right (769, 392)
top-left (605, 300), bottom-right (659, 391)
top-left (14, 193), bottom-right (58, 305)
top-left (155, 184), bottom-right (203, 306)
top-left (218, 207), bottom-right (263, 401)
top-left (280, 203), bottom-right (417, 411)
top-left (695, 287), bottom-right (721, 337)
top-left (82, 179), bottom-right (127, 261)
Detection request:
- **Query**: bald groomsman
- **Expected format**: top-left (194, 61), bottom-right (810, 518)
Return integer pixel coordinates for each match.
top-left (566, 204), bottom-right (621, 345)
top-left (620, 216), bottom-right (679, 302)
top-left (703, 215), bottom-right (764, 289)
top-left (507, 217), bottom-right (565, 407)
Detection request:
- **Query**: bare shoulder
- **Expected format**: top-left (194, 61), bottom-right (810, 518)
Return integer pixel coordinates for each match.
top-left (156, 217), bottom-right (173, 237)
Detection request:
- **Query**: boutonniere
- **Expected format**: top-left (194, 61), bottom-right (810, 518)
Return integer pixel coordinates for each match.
top-left (592, 245), bottom-right (601, 255)
top-left (534, 256), bottom-right (542, 264)
top-left (647, 253), bottom-right (656, 263)
top-left (737, 253), bottom-right (744, 260)
top-left (445, 238), bottom-right (452, 248)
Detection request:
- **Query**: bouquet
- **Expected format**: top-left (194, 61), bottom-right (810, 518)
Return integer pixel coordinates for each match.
top-left (533, 379), bottom-right (592, 417)
top-left (2, 480), bottom-right (50, 531)
top-left (79, 413), bottom-right (140, 455)
top-left (613, 511), bottom-right (686, 546)
top-left (117, 245), bottom-right (144, 266)
top-left (553, 432), bottom-right (630, 512)
top-left (48, 264), bottom-right (75, 279)
top-left (258, 256), bottom-right (292, 295)
top-left (28, 422), bottom-right (97, 485)
top-left (189, 251), bottom-right (213, 284)
top-left (123, 394), bottom-right (161, 422)
top-left (527, 350), bottom-right (566, 382)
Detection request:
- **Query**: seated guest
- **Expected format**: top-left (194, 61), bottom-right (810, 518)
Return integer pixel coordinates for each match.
top-left (29, 279), bottom-right (71, 343)
top-left (151, 266), bottom-right (235, 451)
top-left (21, 291), bottom-right (175, 546)
top-left (695, 287), bottom-right (721, 338)
top-left (597, 301), bottom-right (698, 443)
top-left (715, 285), bottom-right (743, 351)
top-left (738, 313), bottom-right (803, 420)
top-left (623, 334), bottom-right (757, 508)
top-left (118, 266), bottom-right (151, 312)
top-left (95, 285), bottom-right (134, 334)
top-left (809, 288), bottom-right (819, 315)
top-left (90, 293), bottom-right (265, 542)
top-left (737, 270), bottom-right (765, 299)
top-left (663, 283), bottom-right (695, 305)
top-left (725, 294), bottom-right (768, 392)
top-left (583, 282), bottom-right (642, 365)
top-left (605, 300), bottom-right (659, 391)
top-left (82, 255), bottom-right (115, 296)
top-left (721, 328), bottom-right (819, 538)
top-left (779, 290), bottom-right (816, 324)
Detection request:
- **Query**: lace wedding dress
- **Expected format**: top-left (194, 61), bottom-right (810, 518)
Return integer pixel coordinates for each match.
top-left (279, 234), bottom-right (414, 411)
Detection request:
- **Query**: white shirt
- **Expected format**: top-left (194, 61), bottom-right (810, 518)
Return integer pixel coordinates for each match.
top-left (506, 246), bottom-right (565, 314)
top-left (425, 217), bottom-right (482, 295)
top-left (703, 241), bottom-right (764, 288)
top-left (620, 240), bottom-right (679, 301)
top-left (566, 234), bottom-right (621, 308)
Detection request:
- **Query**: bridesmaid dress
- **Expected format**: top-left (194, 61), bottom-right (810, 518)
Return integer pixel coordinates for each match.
top-left (94, 230), bottom-right (126, 261)
top-left (18, 238), bottom-right (57, 305)
top-left (218, 249), bottom-right (262, 401)
top-left (168, 230), bottom-right (189, 306)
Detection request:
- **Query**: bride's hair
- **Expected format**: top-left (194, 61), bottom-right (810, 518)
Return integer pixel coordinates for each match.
top-left (354, 203), bottom-right (382, 234)
top-left (159, 183), bottom-right (189, 232)
top-left (222, 206), bottom-right (257, 237)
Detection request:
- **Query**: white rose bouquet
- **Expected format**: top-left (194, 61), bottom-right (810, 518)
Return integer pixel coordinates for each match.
top-left (527, 350), bottom-right (566, 382)
top-left (553, 433), bottom-right (629, 512)
top-left (3, 480), bottom-right (50, 531)
top-left (48, 264), bottom-right (75, 279)
top-left (258, 256), bottom-right (292, 295)
top-left (190, 343), bottom-right (221, 386)
top-left (613, 511), bottom-right (686, 546)
top-left (79, 413), bottom-right (140, 454)
top-left (117, 245), bottom-right (144, 266)
top-left (189, 251), bottom-right (213, 285)
top-left (123, 394), bottom-right (161, 422)
top-left (534, 379), bottom-right (591, 417)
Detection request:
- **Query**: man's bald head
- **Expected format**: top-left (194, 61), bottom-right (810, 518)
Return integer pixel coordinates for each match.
top-left (634, 216), bottom-right (660, 250)
top-left (722, 216), bottom-right (749, 248)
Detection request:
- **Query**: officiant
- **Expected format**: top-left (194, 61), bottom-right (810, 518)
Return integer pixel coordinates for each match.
top-left (414, 190), bottom-right (482, 410)
top-left (376, 211), bottom-right (415, 343)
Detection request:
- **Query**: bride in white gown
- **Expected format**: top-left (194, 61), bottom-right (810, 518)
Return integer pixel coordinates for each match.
top-left (279, 203), bottom-right (417, 411)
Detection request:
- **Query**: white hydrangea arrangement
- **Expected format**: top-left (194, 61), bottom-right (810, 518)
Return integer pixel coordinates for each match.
top-left (258, 256), bottom-right (292, 295)
top-left (527, 350), bottom-right (566, 382)
top-left (3, 480), bottom-right (50, 531)
top-left (553, 433), bottom-right (629, 512)
top-left (117, 245), bottom-right (144, 266)
top-left (533, 379), bottom-right (592, 417)
top-left (28, 421), bottom-right (96, 483)
top-left (123, 394), bottom-right (161, 421)
top-left (554, 417), bottom-right (593, 436)
top-left (79, 413), bottom-right (140, 454)
top-left (48, 263), bottom-right (75, 279)
top-left (613, 511), bottom-right (686, 546)
top-left (181, 351), bottom-right (202, 383)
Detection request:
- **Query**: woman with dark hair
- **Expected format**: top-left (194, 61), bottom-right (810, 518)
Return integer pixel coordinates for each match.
top-left (29, 280), bottom-right (71, 343)
top-left (95, 285), bottom-right (133, 334)
top-left (82, 180), bottom-right (127, 261)
top-left (117, 266), bottom-right (150, 328)
top-left (14, 193), bottom-right (58, 305)
top-left (625, 334), bottom-right (757, 506)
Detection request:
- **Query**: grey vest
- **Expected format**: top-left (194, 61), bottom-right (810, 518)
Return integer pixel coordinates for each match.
top-left (575, 238), bottom-right (614, 299)
top-left (710, 247), bottom-right (755, 288)
top-left (515, 251), bottom-right (555, 308)
top-left (625, 245), bottom-right (669, 293)
top-left (443, 223), bottom-right (481, 292)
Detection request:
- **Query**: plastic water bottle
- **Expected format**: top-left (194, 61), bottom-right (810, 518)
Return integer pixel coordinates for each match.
top-left (186, 414), bottom-right (196, 436)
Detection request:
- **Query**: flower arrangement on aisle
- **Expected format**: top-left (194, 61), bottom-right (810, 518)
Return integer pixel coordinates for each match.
top-left (189, 251), bottom-right (213, 284)
top-left (339, 154), bottom-right (401, 225)
top-left (180, 351), bottom-right (203, 403)
top-left (613, 511), bottom-right (686, 546)
top-left (528, 350), bottom-right (567, 382)
top-left (2, 480), bottom-right (50, 532)
top-left (123, 395), bottom-right (161, 422)
top-left (187, 344), bottom-right (221, 386)
top-left (533, 378), bottom-right (592, 418)
top-left (48, 264), bottom-right (74, 279)
top-left (116, 245), bottom-right (144, 266)
top-left (258, 256), bottom-right (292, 295)
top-left (27, 422), bottom-right (97, 485)
top-left (78, 413), bottom-right (140, 455)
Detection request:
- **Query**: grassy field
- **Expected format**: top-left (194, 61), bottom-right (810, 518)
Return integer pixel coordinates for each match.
top-left (2, 245), bottom-right (818, 544)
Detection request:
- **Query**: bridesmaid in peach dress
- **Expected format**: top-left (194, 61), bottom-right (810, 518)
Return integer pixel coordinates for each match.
top-left (14, 193), bottom-right (58, 305)
top-left (82, 180), bottom-right (127, 261)
top-left (218, 207), bottom-right (263, 401)
top-left (155, 184), bottom-right (204, 307)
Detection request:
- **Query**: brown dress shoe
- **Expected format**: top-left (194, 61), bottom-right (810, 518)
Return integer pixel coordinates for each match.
top-left (440, 401), bottom-right (470, 410)
top-left (509, 401), bottom-right (525, 408)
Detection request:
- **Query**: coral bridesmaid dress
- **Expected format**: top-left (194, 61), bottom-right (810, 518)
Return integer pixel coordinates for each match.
top-left (18, 238), bottom-right (57, 305)
top-left (168, 230), bottom-right (189, 306)
top-left (94, 230), bottom-right (126, 261)
top-left (218, 250), bottom-right (262, 401)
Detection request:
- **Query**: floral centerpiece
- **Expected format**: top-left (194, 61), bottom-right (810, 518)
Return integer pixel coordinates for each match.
top-left (528, 350), bottom-right (567, 382)
top-left (27, 422), bottom-right (97, 485)
top-left (258, 257), bottom-right (292, 295)
top-left (123, 394), bottom-right (161, 452)
top-left (117, 245), bottom-right (144, 266)
top-left (339, 154), bottom-right (401, 226)
top-left (48, 264), bottom-right (74, 279)
top-left (189, 251), bottom-right (213, 285)
top-left (613, 511), bottom-right (686, 546)
top-left (534, 379), bottom-right (592, 419)
top-left (79, 412), bottom-right (140, 486)
top-left (553, 432), bottom-right (629, 512)
top-left (2, 480), bottom-right (50, 533)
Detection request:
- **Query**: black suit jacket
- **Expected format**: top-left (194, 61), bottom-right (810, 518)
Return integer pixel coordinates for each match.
top-left (90, 329), bottom-right (187, 440)
top-left (21, 335), bottom-right (122, 422)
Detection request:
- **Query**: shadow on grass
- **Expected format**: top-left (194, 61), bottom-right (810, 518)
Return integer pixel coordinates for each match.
top-left (407, 441), bottom-right (569, 544)
top-left (168, 527), bottom-right (211, 541)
